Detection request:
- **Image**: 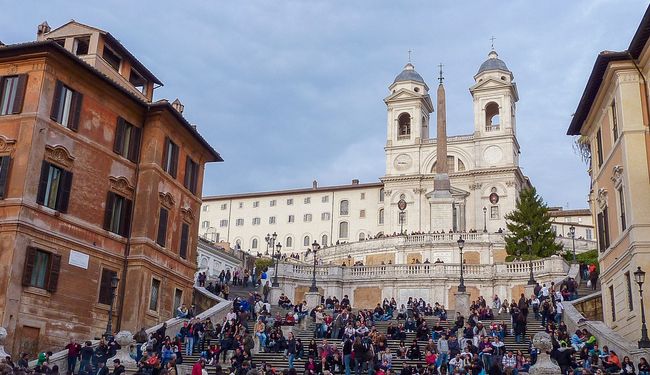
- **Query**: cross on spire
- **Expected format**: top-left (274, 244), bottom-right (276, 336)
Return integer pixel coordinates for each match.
top-left (490, 36), bottom-right (496, 50)
top-left (438, 63), bottom-right (444, 84)
top-left (408, 49), bottom-right (412, 63)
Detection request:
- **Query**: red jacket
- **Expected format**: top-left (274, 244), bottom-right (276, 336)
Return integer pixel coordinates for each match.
top-left (191, 362), bottom-right (203, 375)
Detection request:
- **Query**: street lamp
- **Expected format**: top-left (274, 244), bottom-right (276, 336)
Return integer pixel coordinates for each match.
top-left (309, 241), bottom-right (320, 292)
top-left (348, 254), bottom-right (352, 266)
top-left (526, 236), bottom-right (536, 285)
top-left (569, 226), bottom-right (577, 264)
top-left (265, 233), bottom-right (271, 256)
top-left (457, 236), bottom-right (466, 292)
top-left (634, 267), bottom-right (650, 348)
top-left (105, 274), bottom-right (120, 338)
top-left (483, 207), bottom-right (487, 233)
top-left (272, 242), bottom-right (282, 287)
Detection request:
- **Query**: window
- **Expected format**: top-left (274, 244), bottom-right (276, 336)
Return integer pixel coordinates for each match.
top-left (72, 37), bottom-right (89, 55)
top-left (221, 203), bottom-right (227, 210)
top-left (360, 193), bottom-right (365, 200)
top-left (359, 233), bottom-right (365, 241)
top-left (586, 228), bottom-right (593, 240)
top-left (50, 80), bottom-right (83, 131)
top-left (98, 268), bottom-right (118, 305)
top-left (618, 186), bottom-right (626, 231)
top-left (270, 199), bottom-right (276, 207)
top-left (379, 209), bottom-right (384, 225)
top-left (102, 46), bottom-right (122, 71)
top-left (0, 156), bottom-right (11, 199)
top-left (611, 100), bottom-right (619, 142)
top-left (485, 102), bottom-right (500, 131)
top-left (321, 235), bottom-right (328, 246)
top-left (609, 285), bottom-right (616, 321)
top-left (239, 202), bottom-right (244, 208)
top-left (236, 219), bottom-right (244, 226)
top-left (303, 236), bottom-right (310, 247)
top-left (286, 237), bottom-right (293, 247)
top-left (398, 113), bottom-right (411, 136)
top-left (458, 159), bottom-right (466, 171)
top-left (149, 278), bottom-right (161, 311)
top-left (322, 196), bottom-right (329, 203)
top-left (304, 214), bottom-right (312, 222)
top-left (287, 198), bottom-right (293, 205)
top-left (156, 207), bottom-right (169, 247)
top-left (252, 217), bottom-right (261, 225)
top-left (251, 238), bottom-right (258, 249)
top-left (269, 216), bottom-right (276, 224)
top-left (490, 206), bottom-right (499, 219)
top-left (129, 68), bottom-right (147, 94)
top-left (113, 117), bottom-right (142, 163)
top-left (184, 156), bottom-right (199, 194)
top-left (340, 200), bottom-right (349, 216)
top-left (595, 129), bottom-right (604, 168)
top-left (379, 188), bottom-right (384, 202)
top-left (173, 289), bottom-right (183, 313)
top-left (22, 247), bottom-right (61, 292)
top-left (360, 210), bottom-right (366, 218)
top-left (286, 215), bottom-right (294, 223)
top-left (179, 223), bottom-right (189, 259)
top-left (551, 225), bottom-right (558, 234)
top-left (399, 211), bottom-right (408, 225)
top-left (304, 197), bottom-right (311, 204)
top-left (36, 161), bottom-right (73, 212)
top-left (339, 221), bottom-right (349, 239)
top-left (103, 191), bottom-right (132, 236)
top-left (0, 75), bottom-right (28, 115)
top-left (321, 212), bottom-right (331, 221)
top-left (201, 220), bottom-right (210, 229)
top-left (626, 271), bottom-right (634, 311)
top-left (161, 137), bottom-right (179, 178)
top-left (203, 205), bottom-right (209, 212)
top-left (253, 201), bottom-right (259, 208)
top-left (53, 38), bottom-right (65, 47)
top-left (597, 207), bottom-right (610, 252)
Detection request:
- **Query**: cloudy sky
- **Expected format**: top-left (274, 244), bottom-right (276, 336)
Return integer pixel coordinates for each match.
top-left (3, 0), bottom-right (647, 209)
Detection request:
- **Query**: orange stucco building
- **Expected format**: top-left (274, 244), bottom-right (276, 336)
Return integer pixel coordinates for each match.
top-left (0, 21), bottom-right (222, 355)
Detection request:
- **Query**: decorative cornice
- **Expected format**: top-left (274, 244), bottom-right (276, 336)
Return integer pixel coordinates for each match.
top-left (611, 165), bottom-right (623, 188)
top-left (469, 183), bottom-right (482, 190)
top-left (413, 188), bottom-right (427, 194)
top-left (505, 180), bottom-right (515, 187)
top-left (109, 176), bottom-right (135, 198)
top-left (44, 145), bottom-right (75, 169)
top-left (159, 192), bottom-right (175, 209)
top-left (181, 206), bottom-right (195, 223)
top-left (0, 135), bottom-right (17, 155)
top-left (596, 187), bottom-right (608, 209)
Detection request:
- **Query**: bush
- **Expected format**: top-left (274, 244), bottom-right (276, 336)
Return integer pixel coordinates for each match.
top-left (563, 249), bottom-right (599, 272)
top-left (255, 258), bottom-right (274, 276)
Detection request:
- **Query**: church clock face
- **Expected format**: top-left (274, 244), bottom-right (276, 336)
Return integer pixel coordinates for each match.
top-left (483, 145), bottom-right (503, 165)
top-left (394, 154), bottom-right (412, 171)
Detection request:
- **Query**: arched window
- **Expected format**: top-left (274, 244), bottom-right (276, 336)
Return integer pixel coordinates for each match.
top-left (379, 188), bottom-right (385, 202)
top-left (379, 208), bottom-right (384, 225)
top-left (458, 159), bottom-right (466, 171)
top-left (359, 232), bottom-right (365, 241)
top-left (340, 200), bottom-right (349, 215)
top-left (303, 235), bottom-right (310, 247)
top-left (339, 221), bottom-right (349, 239)
top-left (321, 234), bottom-right (328, 246)
top-left (485, 102), bottom-right (500, 131)
top-left (398, 113), bottom-right (411, 136)
top-left (251, 238), bottom-right (258, 249)
top-left (286, 237), bottom-right (293, 248)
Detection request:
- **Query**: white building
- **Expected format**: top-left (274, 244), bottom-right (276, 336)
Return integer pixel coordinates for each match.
top-left (201, 50), bottom-right (537, 256)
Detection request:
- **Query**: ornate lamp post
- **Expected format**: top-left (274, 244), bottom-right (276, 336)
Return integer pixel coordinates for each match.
top-left (483, 207), bottom-right (488, 233)
top-left (527, 236), bottom-right (536, 285)
top-left (272, 242), bottom-right (282, 287)
top-left (309, 241), bottom-right (320, 292)
top-left (634, 267), bottom-right (650, 348)
top-left (265, 233), bottom-right (271, 256)
top-left (105, 274), bottom-right (120, 338)
top-left (347, 254), bottom-right (352, 266)
top-left (569, 225), bottom-right (577, 263)
top-left (457, 236), bottom-right (466, 292)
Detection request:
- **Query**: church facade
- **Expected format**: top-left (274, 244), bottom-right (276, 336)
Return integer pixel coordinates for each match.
top-left (200, 50), bottom-right (529, 253)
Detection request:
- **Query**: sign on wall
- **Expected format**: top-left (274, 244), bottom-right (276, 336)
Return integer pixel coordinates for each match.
top-left (68, 250), bottom-right (89, 269)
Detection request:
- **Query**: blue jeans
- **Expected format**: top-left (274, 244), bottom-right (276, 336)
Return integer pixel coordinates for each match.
top-left (515, 333), bottom-right (523, 343)
top-left (67, 357), bottom-right (77, 374)
top-left (555, 313), bottom-right (562, 324)
top-left (344, 354), bottom-right (352, 375)
top-left (288, 353), bottom-right (295, 369)
top-left (185, 336), bottom-right (194, 355)
top-left (257, 332), bottom-right (267, 351)
top-left (436, 353), bottom-right (448, 368)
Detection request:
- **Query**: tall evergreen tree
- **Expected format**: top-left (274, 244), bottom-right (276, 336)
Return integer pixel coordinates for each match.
top-left (505, 187), bottom-right (562, 259)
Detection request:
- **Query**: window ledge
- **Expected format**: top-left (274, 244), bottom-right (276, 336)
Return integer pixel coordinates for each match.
top-left (94, 302), bottom-right (111, 312)
top-left (146, 310), bottom-right (160, 319)
top-left (23, 286), bottom-right (51, 297)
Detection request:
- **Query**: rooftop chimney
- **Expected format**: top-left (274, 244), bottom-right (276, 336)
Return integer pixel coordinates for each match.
top-left (171, 98), bottom-right (184, 114)
top-left (352, 179), bottom-right (359, 185)
top-left (312, 180), bottom-right (318, 189)
top-left (37, 21), bottom-right (51, 39)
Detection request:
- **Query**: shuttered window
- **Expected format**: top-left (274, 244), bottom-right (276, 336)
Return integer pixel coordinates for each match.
top-left (161, 137), bottom-right (179, 178)
top-left (184, 156), bottom-right (199, 194)
top-left (156, 207), bottom-right (169, 247)
top-left (36, 161), bottom-right (73, 213)
top-left (0, 74), bottom-right (28, 115)
top-left (113, 117), bottom-right (142, 163)
top-left (22, 247), bottom-right (61, 292)
top-left (103, 191), bottom-right (132, 237)
top-left (98, 268), bottom-right (118, 305)
top-left (179, 222), bottom-right (189, 259)
top-left (0, 156), bottom-right (11, 199)
top-left (149, 278), bottom-right (161, 311)
top-left (50, 80), bottom-right (83, 131)
top-left (597, 207), bottom-right (610, 252)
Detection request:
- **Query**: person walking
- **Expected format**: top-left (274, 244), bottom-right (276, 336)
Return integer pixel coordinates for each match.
top-left (65, 338), bottom-right (81, 375)
top-left (286, 332), bottom-right (297, 369)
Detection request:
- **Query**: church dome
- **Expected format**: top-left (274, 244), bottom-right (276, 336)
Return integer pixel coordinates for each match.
top-left (477, 50), bottom-right (510, 74)
top-left (394, 62), bottom-right (425, 84)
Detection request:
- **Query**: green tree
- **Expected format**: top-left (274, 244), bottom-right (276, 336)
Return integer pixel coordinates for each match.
top-left (505, 187), bottom-right (562, 259)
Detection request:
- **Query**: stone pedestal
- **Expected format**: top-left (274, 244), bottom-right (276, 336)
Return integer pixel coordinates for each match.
top-left (305, 291), bottom-right (321, 310)
top-left (529, 332), bottom-right (561, 375)
top-left (428, 194), bottom-right (454, 231)
top-left (0, 327), bottom-right (9, 358)
top-left (454, 292), bottom-right (470, 318)
top-left (269, 287), bottom-right (283, 306)
top-left (525, 284), bottom-right (536, 299)
top-left (107, 331), bottom-right (136, 367)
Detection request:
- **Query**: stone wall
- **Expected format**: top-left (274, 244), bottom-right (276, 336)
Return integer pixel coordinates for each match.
top-left (353, 287), bottom-right (382, 309)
